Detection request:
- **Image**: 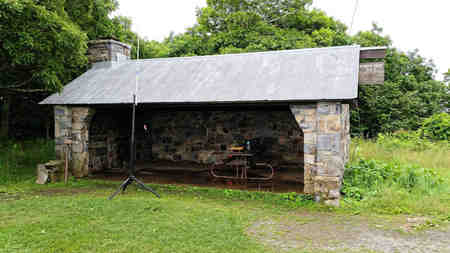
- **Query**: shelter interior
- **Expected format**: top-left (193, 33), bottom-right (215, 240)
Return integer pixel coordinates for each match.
top-left (88, 104), bottom-right (305, 192)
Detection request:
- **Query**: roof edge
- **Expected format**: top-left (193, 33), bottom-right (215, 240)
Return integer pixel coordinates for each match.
top-left (39, 97), bottom-right (358, 106)
top-left (87, 39), bottom-right (132, 49)
top-left (127, 45), bottom-right (361, 64)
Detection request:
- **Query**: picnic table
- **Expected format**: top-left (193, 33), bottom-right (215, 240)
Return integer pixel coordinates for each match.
top-left (209, 151), bottom-right (274, 182)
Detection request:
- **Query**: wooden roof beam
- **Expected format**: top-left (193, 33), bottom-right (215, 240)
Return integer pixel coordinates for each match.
top-left (360, 47), bottom-right (387, 59)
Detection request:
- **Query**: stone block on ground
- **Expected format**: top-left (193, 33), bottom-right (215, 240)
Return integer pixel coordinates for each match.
top-left (36, 164), bottom-right (48, 184)
top-left (36, 160), bottom-right (65, 184)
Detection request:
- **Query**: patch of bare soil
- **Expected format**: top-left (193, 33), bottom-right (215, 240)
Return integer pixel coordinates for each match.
top-left (92, 161), bottom-right (304, 193)
top-left (247, 212), bottom-right (450, 253)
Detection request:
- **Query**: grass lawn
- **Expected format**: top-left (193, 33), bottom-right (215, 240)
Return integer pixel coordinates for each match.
top-left (1, 138), bottom-right (449, 252)
top-left (0, 181), bottom-right (324, 253)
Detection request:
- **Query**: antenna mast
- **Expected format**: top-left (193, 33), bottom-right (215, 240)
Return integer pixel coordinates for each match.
top-left (109, 37), bottom-right (160, 200)
top-left (135, 38), bottom-right (139, 103)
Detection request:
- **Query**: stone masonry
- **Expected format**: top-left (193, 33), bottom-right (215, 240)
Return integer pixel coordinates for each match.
top-left (148, 109), bottom-right (304, 166)
top-left (88, 112), bottom-right (121, 172)
top-left (71, 107), bottom-right (95, 177)
top-left (290, 102), bottom-right (350, 206)
top-left (54, 105), bottom-right (72, 161)
top-left (289, 104), bottom-right (317, 195)
top-left (87, 39), bottom-right (131, 64)
top-left (54, 106), bottom-right (95, 178)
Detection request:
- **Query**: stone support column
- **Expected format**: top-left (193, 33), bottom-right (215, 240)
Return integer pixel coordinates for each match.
top-left (289, 104), bottom-right (318, 194)
top-left (341, 104), bottom-right (350, 165)
top-left (290, 102), bottom-right (350, 206)
top-left (54, 106), bottom-right (72, 160)
top-left (315, 102), bottom-right (345, 206)
top-left (71, 107), bottom-right (95, 178)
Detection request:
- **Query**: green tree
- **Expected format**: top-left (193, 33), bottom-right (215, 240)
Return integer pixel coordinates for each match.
top-left (0, 0), bottom-right (87, 138)
top-left (351, 26), bottom-right (449, 137)
top-left (165, 0), bottom-right (349, 57)
top-left (0, 0), bottom-right (140, 139)
top-left (444, 69), bottom-right (450, 84)
top-left (64, 0), bottom-right (121, 40)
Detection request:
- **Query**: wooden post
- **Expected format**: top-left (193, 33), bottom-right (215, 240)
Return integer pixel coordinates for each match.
top-left (64, 139), bottom-right (72, 184)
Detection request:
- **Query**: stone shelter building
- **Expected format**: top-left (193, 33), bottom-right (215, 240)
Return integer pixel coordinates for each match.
top-left (41, 39), bottom-right (385, 205)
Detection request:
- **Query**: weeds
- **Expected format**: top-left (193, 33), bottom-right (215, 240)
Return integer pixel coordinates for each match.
top-left (419, 112), bottom-right (450, 141)
top-left (346, 135), bottom-right (449, 216)
top-left (343, 159), bottom-right (444, 200)
top-left (0, 139), bottom-right (55, 184)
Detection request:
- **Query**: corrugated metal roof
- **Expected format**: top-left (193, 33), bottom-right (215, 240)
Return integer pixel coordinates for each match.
top-left (40, 45), bottom-right (360, 105)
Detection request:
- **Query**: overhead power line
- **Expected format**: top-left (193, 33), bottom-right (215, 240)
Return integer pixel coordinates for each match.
top-left (350, 0), bottom-right (359, 34)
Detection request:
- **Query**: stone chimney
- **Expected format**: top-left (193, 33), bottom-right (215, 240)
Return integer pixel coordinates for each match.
top-left (87, 39), bottom-right (131, 66)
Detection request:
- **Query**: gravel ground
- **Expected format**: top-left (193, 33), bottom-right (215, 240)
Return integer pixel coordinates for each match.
top-left (247, 212), bottom-right (450, 253)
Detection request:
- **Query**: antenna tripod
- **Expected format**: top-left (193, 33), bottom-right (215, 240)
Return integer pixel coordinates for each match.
top-left (109, 94), bottom-right (160, 200)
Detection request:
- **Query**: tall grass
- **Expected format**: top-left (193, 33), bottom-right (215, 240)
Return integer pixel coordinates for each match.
top-left (350, 135), bottom-right (450, 177)
top-left (345, 135), bottom-right (450, 217)
top-left (0, 139), bottom-right (55, 184)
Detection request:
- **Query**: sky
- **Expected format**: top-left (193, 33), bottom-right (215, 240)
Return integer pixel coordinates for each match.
top-left (115, 0), bottom-right (449, 80)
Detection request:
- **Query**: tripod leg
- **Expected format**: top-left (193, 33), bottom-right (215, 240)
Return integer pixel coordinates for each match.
top-left (134, 177), bottom-right (161, 198)
top-left (108, 177), bottom-right (132, 200)
top-left (121, 177), bottom-right (133, 192)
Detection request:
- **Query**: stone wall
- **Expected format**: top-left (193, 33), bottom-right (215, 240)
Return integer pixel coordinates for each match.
top-left (54, 106), bottom-right (72, 160)
top-left (289, 104), bottom-right (317, 194)
top-left (149, 109), bottom-right (304, 166)
top-left (52, 108), bottom-right (126, 174)
top-left (87, 109), bottom-right (147, 172)
top-left (54, 106), bottom-right (94, 178)
top-left (88, 112), bottom-right (121, 172)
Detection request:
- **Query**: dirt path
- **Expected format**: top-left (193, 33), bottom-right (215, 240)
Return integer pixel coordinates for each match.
top-left (247, 212), bottom-right (450, 253)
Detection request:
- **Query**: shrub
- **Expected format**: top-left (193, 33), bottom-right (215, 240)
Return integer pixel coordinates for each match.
top-left (419, 113), bottom-right (450, 141)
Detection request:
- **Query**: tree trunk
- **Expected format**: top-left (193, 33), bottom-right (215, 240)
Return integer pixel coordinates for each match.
top-left (0, 95), bottom-right (11, 139)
